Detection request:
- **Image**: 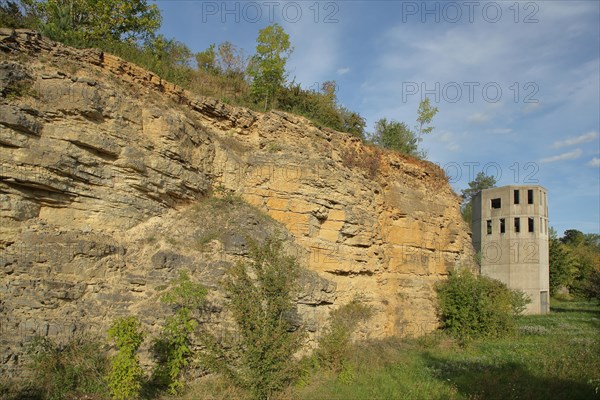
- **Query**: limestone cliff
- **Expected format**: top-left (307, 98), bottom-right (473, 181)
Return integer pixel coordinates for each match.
top-left (0, 29), bottom-right (475, 374)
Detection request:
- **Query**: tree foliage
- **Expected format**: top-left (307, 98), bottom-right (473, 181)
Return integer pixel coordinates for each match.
top-left (216, 41), bottom-right (247, 77)
top-left (549, 228), bottom-right (577, 295)
top-left (339, 106), bottom-right (367, 139)
top-left (584, 267), bottom-right (600, 302)
top-left (248, 23), bottom-right (292, 110)
top-left (460, 172), bottom-right (497, 226)
top-left (201, 237), bottom-right (304, 400)
top-left (196, 43), bottom-right (218, 73)
top-left (436, 269), bottom-right (530, 342)
top-left (275, 80), bottom-right (366, 139)
top-left (556, 229), bottom-right (600, 298)
top-left (415, 97), bottom-right (439, 140)
top-left (24, 0), bottom-right (161, 46)
top-left (561, 229), bottom-right (586, 247)
top-left (461, 172), bottom-right (497, 204)
top-left (372, 118), bottom-right (418, 155)
top-left (153, 271), bottom-right (207, 394)
top-left (107, 316), bottom-right (145, 400)
top-left (370, 98), bottom-right (437, 157)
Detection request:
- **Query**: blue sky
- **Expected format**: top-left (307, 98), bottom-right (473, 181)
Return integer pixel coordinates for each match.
top-left (154, 1), bottom-right (600, 236)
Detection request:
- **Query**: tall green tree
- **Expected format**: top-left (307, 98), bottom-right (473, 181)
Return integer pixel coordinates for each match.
top-left (412, 97), bottom-right (439, 157)
top-left (460, 172), bottom-right (497, 227)
top-left (195, 43), bottom-right (217, 73)
top-left (549, 227), bottom-right (577, 295)
top-left (549, 229), bottom-right (600, 298)
top-left (561, 229), bottom-right (586, 246)
top-left (560, 230), bottom-right (600, 297)
top-left (415, 97), bottom-right (439, 141)
top-left (248, 23), bottom-right (293, 110)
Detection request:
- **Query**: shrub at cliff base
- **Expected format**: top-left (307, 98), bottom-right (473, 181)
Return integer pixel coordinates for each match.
top-left (107, 316), bottom-right (146, 400)
top-left (200, 237), bottom-right (304, 400)
top-left (436, 269), bottom-right (530, 342)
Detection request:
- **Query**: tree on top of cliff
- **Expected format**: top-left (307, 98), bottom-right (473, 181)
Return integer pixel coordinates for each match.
top-left (248, 23), bottom-right (293, 111)
top-left (460, 172), bottom-right (497, 227)
top-left (369, 98), bottom-right (437, 158)
top-left (16, 0), bottom-right (161, 45)
top-left (415, 97), bottom-right (439, 140)
top-left (372, 118), bottom-right (418, 155)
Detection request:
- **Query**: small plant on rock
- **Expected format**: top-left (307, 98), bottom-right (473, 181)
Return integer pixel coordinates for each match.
top-left (107, 316), bottom-right (145, 400)
top-left (153, 271), bottom-right (207, 394)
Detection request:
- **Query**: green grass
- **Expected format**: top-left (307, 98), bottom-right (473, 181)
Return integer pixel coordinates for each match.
top-left (5, 299), bottom-right (598, 399)
top-left (288, 298), bottom-right (600, 400)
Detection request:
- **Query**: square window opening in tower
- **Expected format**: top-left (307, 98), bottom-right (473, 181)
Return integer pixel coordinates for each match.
top-left (528, 217), bottom-right (534, 232)
top-left (528, 189), bottom-right (534, 204)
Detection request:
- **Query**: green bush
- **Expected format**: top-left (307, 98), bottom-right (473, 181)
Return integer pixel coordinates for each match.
top-left (436, 269), bottom-right (530, 342)
top-left (316, 298), bottom-right (373, 373)
top-left (107, 316), bottom-right (145, 400)
top-left (276, 82), bottom-right (366, 139)
top-left (24, 335), bottom-right (109, 400)
top-left (201, 237), bottom-right (304, 400)
top-left (153, 271), bottom-right (207, 394)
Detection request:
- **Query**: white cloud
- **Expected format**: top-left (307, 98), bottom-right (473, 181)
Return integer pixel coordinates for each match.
top-left (438, 131), bottom-right (460, 152)
top-left (553, 131), bottom-right (599, 148)
top-left (587, 158), bottom-right (600, 167)
top-left (467, 112), bottom-right (490, 124)
top-left (446, 143), bottom-right (460, 152)
top-left (540, 149), bottom-right (583, 164)
top-left (336, 67), bottom-right (350, 75)
top-left (523, 102), bottom-right (540, 114)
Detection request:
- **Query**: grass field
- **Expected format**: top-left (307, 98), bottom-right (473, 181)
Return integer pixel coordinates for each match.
top-left (4, 298), bottom-right (598, 399)
top-left (286, 298), bottom-right (600, 400)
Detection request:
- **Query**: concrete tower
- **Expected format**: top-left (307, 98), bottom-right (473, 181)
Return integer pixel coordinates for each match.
top-left (472, 185), bottom-right (550, 314)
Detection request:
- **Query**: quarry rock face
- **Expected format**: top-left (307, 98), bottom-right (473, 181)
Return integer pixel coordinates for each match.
top-left (0, 29), bottom-right (475, 375)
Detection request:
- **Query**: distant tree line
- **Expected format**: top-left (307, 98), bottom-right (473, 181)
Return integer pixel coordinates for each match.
top-left (549, 228), bottom-right (600, 301)
top-left (1, 0), bottom-right (438, 158)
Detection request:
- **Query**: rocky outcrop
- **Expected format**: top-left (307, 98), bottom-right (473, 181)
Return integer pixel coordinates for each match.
top-left (0, 29), bottom-right (475, 375)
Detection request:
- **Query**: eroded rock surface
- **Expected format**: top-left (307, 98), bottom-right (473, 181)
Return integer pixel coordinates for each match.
top-left (0, 29), bottom-right (475, 375)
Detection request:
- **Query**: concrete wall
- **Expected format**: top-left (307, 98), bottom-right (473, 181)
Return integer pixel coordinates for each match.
top-left (472, 185), bottom-right (550, 314)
